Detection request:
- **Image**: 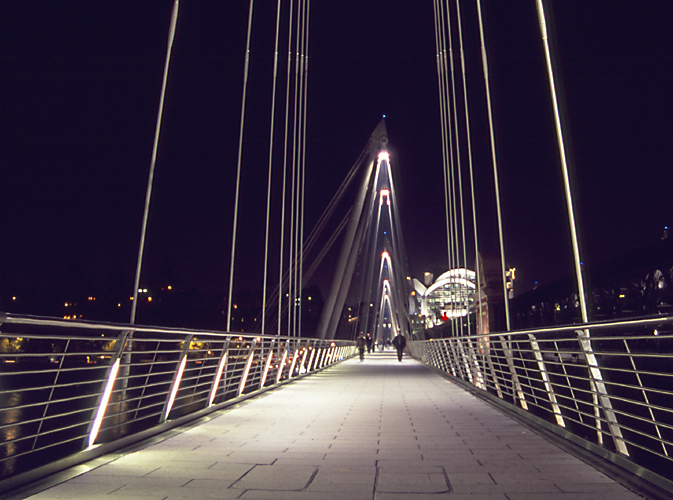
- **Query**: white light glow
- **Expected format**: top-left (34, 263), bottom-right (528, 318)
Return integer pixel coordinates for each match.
top-left (208, 352), bottom-right (228, 406)
top-left (287, 349), bottom-right (299, 379)
top-left (299, 348), bottom-right (309, 374)
top-left (379, 189), bottom-right (390, 206)
top-left (88, 358), bottom-right (120, 448)
top-left (238, 345), bottom-right (256, 396)
top-left (261, 349), bottom-right (274, 387)
top-left (276, 350), bottom-right (288, 383)
top-left (164, 355), bottom-right (187, 420)
top-left (307, 348), bottom-right (316, 372)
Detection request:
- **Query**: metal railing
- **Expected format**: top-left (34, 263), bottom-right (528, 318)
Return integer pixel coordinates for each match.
top-left (0, 313), bottom-right (355, 491)
top-left (408, 316), bottom-right (673, 493)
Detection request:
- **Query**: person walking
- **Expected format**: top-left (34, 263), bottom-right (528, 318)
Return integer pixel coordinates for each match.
top-left (392, 333), bottom-right (407, 362)
top-left (356, 334), bottom-right (366, 361)
top-left (365, 333), bottom-right (373, 353)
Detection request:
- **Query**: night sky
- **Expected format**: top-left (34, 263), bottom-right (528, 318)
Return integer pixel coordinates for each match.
top-left (2, 1), bottom-right (672, 314)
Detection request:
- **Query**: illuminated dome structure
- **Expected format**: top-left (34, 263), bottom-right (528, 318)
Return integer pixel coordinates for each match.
top-left (413, 269), bottom-right (476, 328)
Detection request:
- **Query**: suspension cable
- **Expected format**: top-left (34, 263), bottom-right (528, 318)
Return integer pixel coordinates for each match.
top-left (535, 0), bottom-right (588, 323)
top-left (455, 0), bottom-right (482, 335)
top-left (261, 0), bottom-right (284, 335)
top-left (278, 0), bottom-right (296, 335)
top-left (131, 0), bottom-right (180, 325)
top-left (476, 0), bottom-right (511, 330)
top-left (443, 0), bottom-right (464, 331)
top-left (290, 0), bottom-right (304, 336)
top-left (227, 0), bottom-right (255, 332)
top-left (297, 0), bottom-right (311, 337)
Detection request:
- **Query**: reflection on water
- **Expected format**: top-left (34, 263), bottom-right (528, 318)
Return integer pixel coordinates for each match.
top-left (0, 393), bottom-right (22, 478)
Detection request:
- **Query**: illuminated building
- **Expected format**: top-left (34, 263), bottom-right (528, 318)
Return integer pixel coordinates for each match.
top-left (413, 268), bottom-right (476, 328)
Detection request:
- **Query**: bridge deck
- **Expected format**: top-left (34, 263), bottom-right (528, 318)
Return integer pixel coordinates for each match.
top-left (15, 351), bottom-right (644, 500)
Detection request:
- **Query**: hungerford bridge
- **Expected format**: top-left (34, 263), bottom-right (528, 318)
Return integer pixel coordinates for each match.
top-left (3, 2), bottom-right (673, 500)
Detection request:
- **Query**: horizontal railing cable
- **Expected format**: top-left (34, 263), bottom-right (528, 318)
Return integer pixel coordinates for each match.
top-left (0, 313), bottom-right (355, 493)
top-left (408, 315), bottom-right (673, 494)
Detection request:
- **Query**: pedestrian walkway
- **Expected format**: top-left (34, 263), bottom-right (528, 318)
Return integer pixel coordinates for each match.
top-left (12, 350), bottom-right (646, 500)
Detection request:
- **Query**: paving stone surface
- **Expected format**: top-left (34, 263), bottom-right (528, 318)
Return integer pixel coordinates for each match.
top-left (15, 351), bottom-right (646, 499)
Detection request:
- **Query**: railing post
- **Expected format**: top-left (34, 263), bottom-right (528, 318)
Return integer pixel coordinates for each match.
top-left (260, 338), bottom-right (276, 387)
top-left (500, 336), bottom-right (528, 410)
top-left (238, 338), bottom-right (258, 395)
top-left (457, 338), bottom-right (475, 384)
top-left (483, 336), bottom-right (504, 399)
top-left (317, 347), bottom-right (326, 369)
top-left (428, 340), bottom-right (440, 369)
top-left (276, 347), bottom-right (289, 383)
top-left (466, 337), bottom-right (486, 390)
top-left (161, 335), bottom-right (192, 423)
top-left (86, 329), bottom-right (131, 448)
top-left (576, 329), bottom-right (629, 455)
top-left (287, 346), bottom-right (300, 379)
top-left (528, 334), bottom-right (565, 428)
top-left (298, 343), bottom-right (310, 374)
top-left (443, 339), bottom-right (458, 377)
top-left (208, 338), bottom-right (230, 406)
top-left (448, 339), bottom-right (465, 379)
top-left (307, 346), bottom-right (316, 372)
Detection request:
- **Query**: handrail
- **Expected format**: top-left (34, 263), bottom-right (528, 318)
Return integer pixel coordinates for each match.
top-left (0, 313), bottom-right (355, 492)
top-left (408, 315), bottom-right (673, 494)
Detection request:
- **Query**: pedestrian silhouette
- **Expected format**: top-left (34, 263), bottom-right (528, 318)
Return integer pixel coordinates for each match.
top-left (392, 333), bottom-right (407, 362)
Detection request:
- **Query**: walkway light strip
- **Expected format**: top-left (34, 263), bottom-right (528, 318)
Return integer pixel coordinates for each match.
top-left (164, 355), bottom-right (187, 421)
top-left (238, 340), bottom-right (257, 396)
top-left (261, 348), bottom-right (274, 387)
top-left (209, 351), bottom-right (228, 406)
top-left (88, 358), bottom-right (121, 448)
top-left (276, 349), bottom-right (288, 383)
top-left (307, 347), bottom-right (316, 372)
top-left (299, 347), bottom-right (309, 374)
top-left (288, 348), bottom-right (299, 379)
